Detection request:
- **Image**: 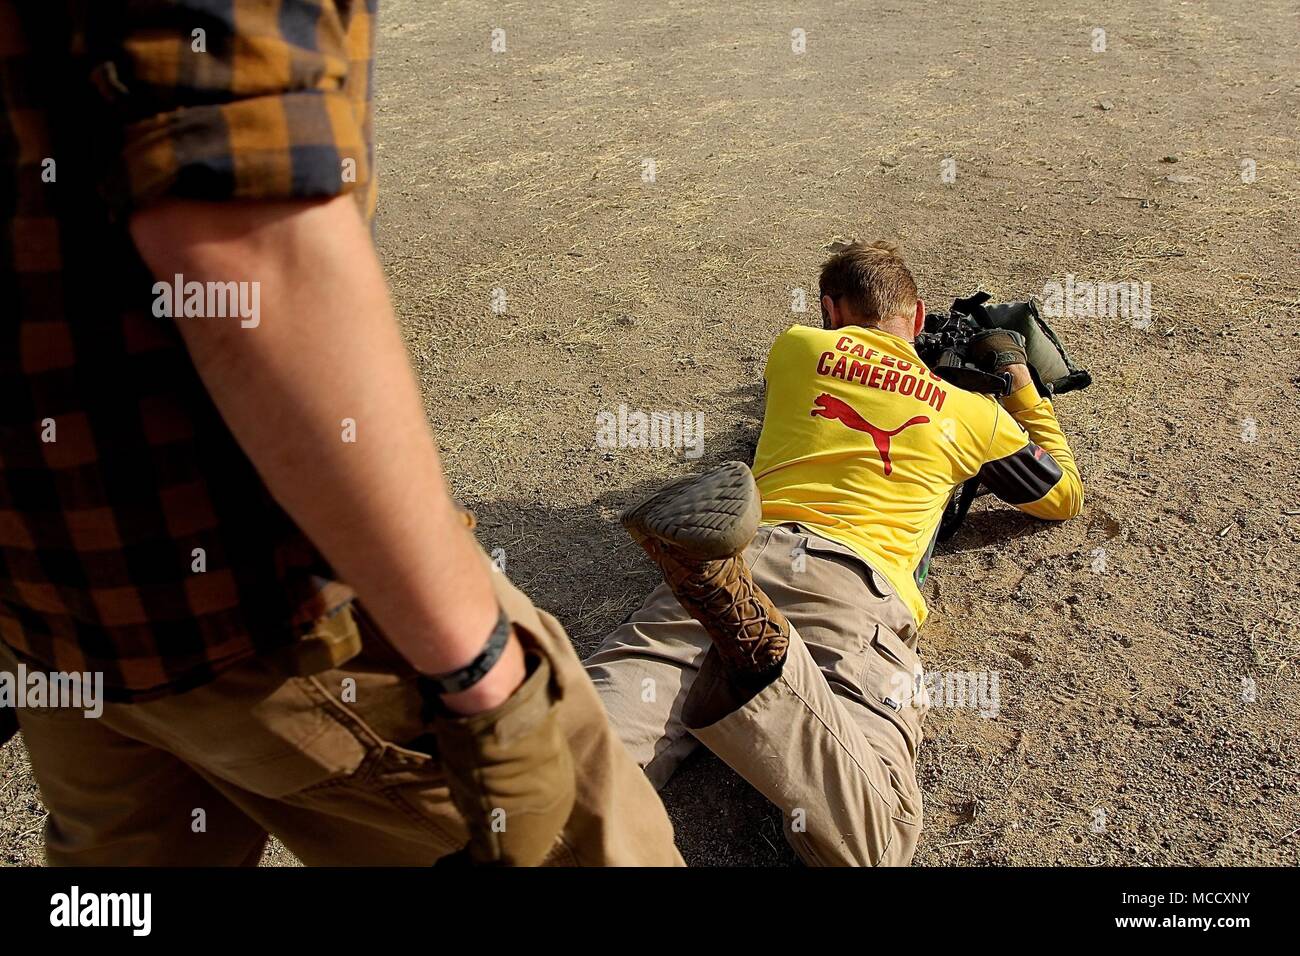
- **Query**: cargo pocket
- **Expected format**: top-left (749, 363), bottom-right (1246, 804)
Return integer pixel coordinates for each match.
top-left (306, 736), bottom-right (466, 856)
top-left (860, 624), bottom-right (927, 757)
top-left (288, 652), bottom-right (467, 857)
top-left (141, 605), bottom-right (397, 801)
top-left (142, 670), bottom-right (370, 801)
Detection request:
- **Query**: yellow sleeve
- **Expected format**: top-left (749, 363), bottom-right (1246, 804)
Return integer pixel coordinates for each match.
top-left (980, 384), bottom-right (1084, 520)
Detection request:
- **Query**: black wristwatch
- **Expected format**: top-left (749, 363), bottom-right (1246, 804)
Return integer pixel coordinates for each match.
top-left (418, 607), bottom-right (512, 696)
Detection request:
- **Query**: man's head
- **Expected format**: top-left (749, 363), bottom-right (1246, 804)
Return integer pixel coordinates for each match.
top-left (818, 240), bottom-right (924, 341)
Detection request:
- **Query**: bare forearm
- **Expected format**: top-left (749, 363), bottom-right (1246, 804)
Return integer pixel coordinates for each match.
top-left (129, 196), bottom-right (522, 709)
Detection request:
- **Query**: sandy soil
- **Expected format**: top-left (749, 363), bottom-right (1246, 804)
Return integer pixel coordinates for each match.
top-left (3, 0), bottom-right (1297, 866)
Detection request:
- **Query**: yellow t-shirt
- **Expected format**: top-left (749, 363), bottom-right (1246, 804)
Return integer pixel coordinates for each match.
top-left (753, 324), bottom-right (1083, 627)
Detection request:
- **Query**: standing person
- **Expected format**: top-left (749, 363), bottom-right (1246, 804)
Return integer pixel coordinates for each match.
top-left (0, 1), bottom-right (679, 866)
top-left (587, 241), bottom-right (1083, 865)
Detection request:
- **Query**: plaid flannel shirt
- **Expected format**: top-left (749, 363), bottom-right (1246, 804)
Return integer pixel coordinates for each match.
top-left (0, 0), bottom-right (378, 701)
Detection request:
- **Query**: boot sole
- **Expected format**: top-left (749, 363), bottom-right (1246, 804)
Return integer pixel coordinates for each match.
top-left (621, 460), bottom-right (761, 561)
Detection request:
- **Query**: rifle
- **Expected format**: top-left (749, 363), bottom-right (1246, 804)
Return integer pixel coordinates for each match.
top-left (915, 292), bottom-right (1092, 541)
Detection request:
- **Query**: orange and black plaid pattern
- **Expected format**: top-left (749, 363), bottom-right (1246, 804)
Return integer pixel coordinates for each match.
top-left (0, 0), bottom-right (378, 700)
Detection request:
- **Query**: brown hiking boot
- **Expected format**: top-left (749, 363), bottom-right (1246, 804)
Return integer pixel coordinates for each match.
top-left (622, 461), bottom-right (789, 678)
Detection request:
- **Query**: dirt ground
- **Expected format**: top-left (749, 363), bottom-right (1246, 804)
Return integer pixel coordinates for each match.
top-left (3, 0), bottom-right (1297, 867)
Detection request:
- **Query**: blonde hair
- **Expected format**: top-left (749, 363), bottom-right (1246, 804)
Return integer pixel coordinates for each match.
top-left (818, 240), bottom-right (918, 326)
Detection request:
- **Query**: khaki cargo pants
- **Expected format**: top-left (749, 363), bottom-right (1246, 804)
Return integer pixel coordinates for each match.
top-left (586, 524), bottom-right (928, 866)
top-left (1, 567), bottom-right (682, 866)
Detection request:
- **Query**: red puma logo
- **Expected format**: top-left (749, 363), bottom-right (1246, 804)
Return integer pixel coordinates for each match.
top-left (811, 393), bottom-right (929, 476)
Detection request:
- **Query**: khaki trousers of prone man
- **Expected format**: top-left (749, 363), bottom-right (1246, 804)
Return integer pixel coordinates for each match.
top-left (587, 523), bottom-right (928, 866)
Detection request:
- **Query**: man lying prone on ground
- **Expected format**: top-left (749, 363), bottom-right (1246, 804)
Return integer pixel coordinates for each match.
top-left (585, 241), bottom-right (1084, 865)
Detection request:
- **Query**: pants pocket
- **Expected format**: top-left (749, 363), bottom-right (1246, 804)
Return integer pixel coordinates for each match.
top-left (860, 624), bottom-right (927, 755)
top-left (283, 668), bottom-right (467, 858)
top-left (134, 666), bottom-right (369, 801)
top-left (281, 738), bottom-right (466, 861)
